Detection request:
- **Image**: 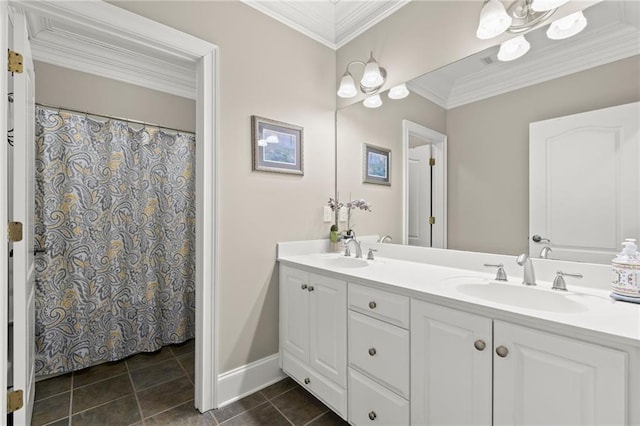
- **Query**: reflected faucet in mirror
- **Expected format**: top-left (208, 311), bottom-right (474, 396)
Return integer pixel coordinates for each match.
top-left (378, 235), bottom-right (392, 243)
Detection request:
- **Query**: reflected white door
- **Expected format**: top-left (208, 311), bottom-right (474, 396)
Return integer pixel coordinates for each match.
top-left (9, 8), bottom-right (37, 425)
top-left (530, 102), bottom-right (640, 263)
top-left (408, 145), bottom-right (432, 247)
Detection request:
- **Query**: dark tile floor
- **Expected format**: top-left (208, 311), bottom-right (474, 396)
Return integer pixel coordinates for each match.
top-left (32, 341), bottom-right (348, 426)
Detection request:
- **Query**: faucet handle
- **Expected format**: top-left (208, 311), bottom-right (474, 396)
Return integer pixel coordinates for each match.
top-left (552, 271), bottom-right (583, 291)
top-left (484, 263), bottom-right (508, 281)
top-left (367, 248), bottom-right (378, 260)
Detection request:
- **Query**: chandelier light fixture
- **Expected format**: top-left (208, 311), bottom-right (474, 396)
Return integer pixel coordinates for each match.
top-left (476, 0), bottom-right (587, 62)
top-left (338, 52), bottom-right (410, 108)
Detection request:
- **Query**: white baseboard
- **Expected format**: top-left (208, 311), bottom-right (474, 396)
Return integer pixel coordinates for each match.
top-left (217, 353), bottom-right (286, 408)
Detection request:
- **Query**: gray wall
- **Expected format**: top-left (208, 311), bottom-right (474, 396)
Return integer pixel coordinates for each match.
top-left (35, 62), bottom-right (196, 132)
top-left (447, 55), bottom-right (640, 255)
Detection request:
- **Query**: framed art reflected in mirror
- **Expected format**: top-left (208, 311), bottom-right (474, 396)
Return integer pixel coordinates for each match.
top-left (363, 143), bottom-right (391, 186)
top-left (252, 115), bottom-right (304, 175)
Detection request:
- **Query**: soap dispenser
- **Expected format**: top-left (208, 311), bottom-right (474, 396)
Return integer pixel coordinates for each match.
top-left (611, 238), bottom-right (640, 302)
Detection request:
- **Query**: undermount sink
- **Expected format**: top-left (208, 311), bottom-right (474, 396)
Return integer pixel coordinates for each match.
top-left (447, 279), bottom-right (588, 314)
top-left (321, 256), bottom-right (368, 268)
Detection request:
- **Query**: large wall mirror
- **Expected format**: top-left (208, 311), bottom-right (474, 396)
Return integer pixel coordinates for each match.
top-left (336, 0), bottom-right (640, 263)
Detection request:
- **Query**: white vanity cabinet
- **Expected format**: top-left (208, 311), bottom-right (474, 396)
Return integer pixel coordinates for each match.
top-left (348, 283), bottom-right (410, 425)
top-left (412, 300), bottom-right (628, 426)
top-left (279, 265), bottom-right (348, 418)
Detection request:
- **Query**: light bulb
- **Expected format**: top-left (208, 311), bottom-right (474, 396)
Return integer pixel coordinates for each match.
top-left (361, 53), bottom-right (384, 88)
top-left (547, 11), bottom-right (587, 40)
top-left (337, 71), bottom-right (358, 98)
top-left (388, 83), bottom-right (410, 100)
top-left (531, 0), bottom-right (569, 12)
top-left (363, 94), bottom-right (382, 108)
top-left (476, 0), bottom-right (512, 40)
top-left (497, 35), bottom-right (530, 62)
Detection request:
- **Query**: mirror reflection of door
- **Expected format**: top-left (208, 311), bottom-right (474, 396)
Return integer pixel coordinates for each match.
top-left (530, 102), bottom-right (640, 263)
top-left (403, 120), bottom-right (447, 248)
top-left (408, 144), bottom-right (432, 246)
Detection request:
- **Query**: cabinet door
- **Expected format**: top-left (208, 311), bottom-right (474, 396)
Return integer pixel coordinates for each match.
top-left (309, 273), bottom-right (347, 387)
top-left (280, 266), bottom-right (310, 363)
top-left (411, 300), bottom-right (492, 426)
top-left (494, 321), bottom-right (627, 426)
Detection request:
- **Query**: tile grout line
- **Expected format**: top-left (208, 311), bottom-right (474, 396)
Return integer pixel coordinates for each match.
top-left (68, 373), bottom-right (74, 425)
top-left (301, 409), bottom-right (330, 426)
top-left (266, 399), bottom-right (295, 426)
top-left (216, 400), bottom-right (270, 425)
top-left (125, 359), bottom-right (145, 424)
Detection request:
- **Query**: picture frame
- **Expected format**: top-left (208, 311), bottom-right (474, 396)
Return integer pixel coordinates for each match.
top-left (363, 143), bottom-right (391, 185)
top-left (251, 115), bottom-right (304, 175)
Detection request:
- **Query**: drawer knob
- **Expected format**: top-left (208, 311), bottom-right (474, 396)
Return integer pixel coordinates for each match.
top-left (496, 346), bottom-right (509, 358)
top-left (301, 284), bottom-right (308, 290)
top-left (368, 347), bottom-right (377, 356)
top-left (368, 411), bottom-right (377, 421)
top-left (368, 301), bottom-right (377, 309)
top-left (308, 286), bottom-right (315, 292)
top-left (474, 339), bottom-right (486, 351)
top-left (304, 377), bottom-right (310, 385)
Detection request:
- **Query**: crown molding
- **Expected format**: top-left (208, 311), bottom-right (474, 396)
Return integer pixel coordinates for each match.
top-left (240, 0), bottom-right (409, 50)
top-left (335, 0), bottom-right (411, 49)
top-left (446, 25), bottom-right (640, 109)
top-left (25, 12), bottom-right (196, 99)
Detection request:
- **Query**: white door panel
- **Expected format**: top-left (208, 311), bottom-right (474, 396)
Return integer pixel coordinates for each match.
top-left (530, 102), bottom-right (640, 262)
top-left (408, 145), bottom-right (431, 247)
top-left (280, 266), bottom-right (310, 363)
top-left (9, 7), bottom-right (36, 425)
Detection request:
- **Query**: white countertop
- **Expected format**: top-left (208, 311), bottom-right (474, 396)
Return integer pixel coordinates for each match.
top-left (278, 251), bottom-right (640, 348)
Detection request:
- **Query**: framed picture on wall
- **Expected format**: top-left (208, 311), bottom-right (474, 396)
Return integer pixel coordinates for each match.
top-left (251, 115), bottom-right (304, 175)
top-left (363, 143), bottom-right (391, 185)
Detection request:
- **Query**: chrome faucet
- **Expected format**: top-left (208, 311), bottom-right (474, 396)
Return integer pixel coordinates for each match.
top-left (539, 246), bottom-right (552, 259)
top-left (516, 254), bottom-right (536, 286)
top-left (484, 263), bottom-right (508, 281)
top-left (552, 271), bottom-right (583, 291)
top-left (378, 235), bottom-right (392, 243)
top-left (345, 238), bottom-right (363, 259)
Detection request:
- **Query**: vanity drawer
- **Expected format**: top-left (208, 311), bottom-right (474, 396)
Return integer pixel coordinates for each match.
top-left (348, 282), bottom-right (409, 328)
top-left (349, 368), bottom-right (409, 426)
top-left (282, 350), bottom-right (347, 419)
top-left (348, 311), bottom-right (409, 398)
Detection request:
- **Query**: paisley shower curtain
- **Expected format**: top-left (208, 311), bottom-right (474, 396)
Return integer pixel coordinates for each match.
top-left (34, 106), bottom-right (196, 376)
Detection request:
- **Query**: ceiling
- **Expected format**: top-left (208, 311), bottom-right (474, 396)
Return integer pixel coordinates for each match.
top-left (241, 0), bottom-right (410, 49)
top-left (407, 0), bottom-right (640, 109)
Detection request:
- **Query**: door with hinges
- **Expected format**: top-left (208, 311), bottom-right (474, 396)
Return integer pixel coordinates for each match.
top-left (408, 144), bottom-right (432, 247)
top-left (3, 6), bottom-right (36, 424)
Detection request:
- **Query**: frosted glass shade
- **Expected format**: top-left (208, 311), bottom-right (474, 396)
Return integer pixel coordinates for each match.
top-left (497, 35), bottom-right (530, 61)
top-left (337, 72), bottom-right (358, 98)
top-left (363, 94), bottom-right (383, 108)
top-left (531, 0), bottom-right (569, 12)
top-left (361, 53), bottom-right (384, 88)
top-left (547, 11), bottom-right (587, 40)
top-left (476, 0), bottom-right (512, 40)
top-left (388, 83), bottom-right (410, 100)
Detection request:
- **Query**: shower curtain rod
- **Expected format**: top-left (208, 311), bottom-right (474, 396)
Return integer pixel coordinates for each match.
top-left (36, 102), bottom-right (195, 135)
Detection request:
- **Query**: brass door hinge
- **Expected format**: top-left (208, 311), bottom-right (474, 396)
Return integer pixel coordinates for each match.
top-left (8, 222), bottom-right (23, 242)
top-left (428, 216), bottom-right (436, 225)
top-left (7, 390), bottom-right (23, 413)
top-left (429, 158), bottom-right (435, 167)
top-left (8, 50), bottom-right (23, 74)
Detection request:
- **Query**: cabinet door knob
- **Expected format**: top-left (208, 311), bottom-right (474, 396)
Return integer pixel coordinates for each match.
top-left (496, 346), bottom-right (509, 358)
top-left (368, 347), bottom-right (377, 356)
top-left (474, 339), bottom-right (486, 351)
top-left (308, 286), bottom-right (315, 292)
top-left (304, 377), bottom-right (310, 385)
top-left (368, 301), bottom-right (377, 309)
top-left (301, 284), bottom-right (308, 290)
top-left (368, 411), bottom-right (377, 421)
